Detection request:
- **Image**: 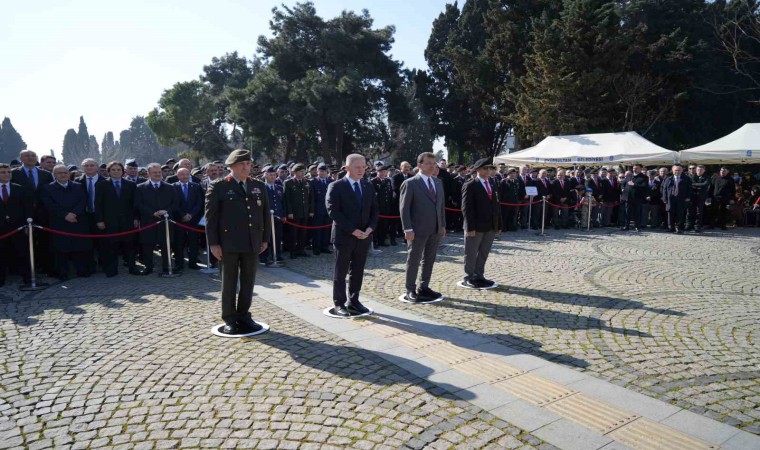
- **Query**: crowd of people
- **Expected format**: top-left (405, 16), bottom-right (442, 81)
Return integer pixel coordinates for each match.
top-left (1, 149), bottom-right (759, 288)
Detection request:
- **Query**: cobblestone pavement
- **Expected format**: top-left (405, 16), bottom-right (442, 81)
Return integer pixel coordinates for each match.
top-left (283, 227), bottom-right (760, 435)
top-left (0, 272), bottom-right (555, 449)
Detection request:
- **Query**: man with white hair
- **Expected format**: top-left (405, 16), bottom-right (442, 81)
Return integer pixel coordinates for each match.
top-left (326, 153), bottom-right (379, 316)
top-left (76, 158), bottom-right (109, 273)
top-left (166, 159), bottom-right (200, 184)
top-left (134, 163), bottom-right (179, 275)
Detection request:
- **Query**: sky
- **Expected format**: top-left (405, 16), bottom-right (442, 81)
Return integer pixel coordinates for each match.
top-left (1, 0), bottom-right (450, 157)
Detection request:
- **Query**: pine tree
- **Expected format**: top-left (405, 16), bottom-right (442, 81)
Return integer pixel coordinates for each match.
top-left (61, 129), bottom-right (79, 164)
top-left (0, 117), bottom-right (28, 163)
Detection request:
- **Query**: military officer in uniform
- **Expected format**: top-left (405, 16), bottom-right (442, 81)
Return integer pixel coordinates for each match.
top-left (371, 164), bottom-right (396, 246)
top-left (283, 163), bottom-right (314, 258)
top-left (206, 150), bottom-right (271, 335)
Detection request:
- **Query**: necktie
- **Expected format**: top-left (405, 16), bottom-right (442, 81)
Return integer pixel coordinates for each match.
top-left (427, 178), bottom-right (435, 198)
top-left (1, 184), bottom-right (8, 203)
top-left (27, 168), bottom-right (36, 187)
top-left (153, 183), bottom-right (159, 189)
top-left (353, 181), bottom-right (362, 205)
top-left (674, 177), bottom-right (679, 196)
top-left (88, 177), bottom-right (95, 211)
top-left (560, 180), bottom-right (564, 189)
top-left (239, 181), bottom-right (245, 194)
top-left (484, 180), bottom-right (492, 200)
top-left (114, 181), bottom-right (121, 198)
top-left (182, 183), bottom-right (188, 200)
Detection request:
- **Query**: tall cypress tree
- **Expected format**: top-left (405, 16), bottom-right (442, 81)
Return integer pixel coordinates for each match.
top-left (62, 129), bottom-right (79, 164)
top-left (0, 117), bottom-right (28, 163)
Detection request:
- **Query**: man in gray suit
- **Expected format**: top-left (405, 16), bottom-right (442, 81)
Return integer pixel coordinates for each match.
top-left (400, 152), bottom-right (446, 302)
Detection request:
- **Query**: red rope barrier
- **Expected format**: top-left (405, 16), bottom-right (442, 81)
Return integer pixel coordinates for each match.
top-left (36, 221), bottom-right (161, 238)
top-left (498, 200), bottom-right (543, 207)
top-left (0, 226), bottom-right (23, 240)
top-left (279, 217), bottom-right (333, 230)
top-left (171, 220), bottom-right (205, 233)
top-left (378, 214), bottom-right (401, 219)
top-left (546, 201), bottom-right (582, 210)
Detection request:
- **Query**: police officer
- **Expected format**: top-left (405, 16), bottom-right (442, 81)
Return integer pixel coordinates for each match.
top-left (283, 163), bottom-right (314, 258)
top-left (206, 150), bottom-right (271, 335)
top-left (310, 163), bottom-right (333, 255)
top-left (372, 164), bottom-right (396, 246)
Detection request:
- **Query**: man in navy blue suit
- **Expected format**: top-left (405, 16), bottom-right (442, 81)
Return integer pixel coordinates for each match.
top-left (173, 168), bottom-right (204, 270)
top-left (326, 154), bottom-right (379, 317)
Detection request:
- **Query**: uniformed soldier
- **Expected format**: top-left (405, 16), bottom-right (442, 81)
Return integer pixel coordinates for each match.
top-left (371, 164), bottom-right (396, 246)
top-left (261, 166), bottom-right (285, 265)
top-left (206, 150), bottom-right (271, 335)
top-left (283, 163), bottom-right (314, 258)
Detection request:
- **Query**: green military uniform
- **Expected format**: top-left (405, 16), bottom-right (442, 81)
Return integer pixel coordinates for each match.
top-left (283, 166), bottom-right (314, 257)
top-left (205, 150), bottom-right (271, 329)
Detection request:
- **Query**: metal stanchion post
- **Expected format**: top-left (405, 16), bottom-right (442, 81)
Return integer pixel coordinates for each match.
top-left (536, 196), bottom-right (549, 236)
top-left (586, 192), bottom-right (593, 232)
top-left (527, 195), bottom-right (534, 231)
top-left (159, 215), bottom-right (181, 278)
top-left (268, 210), bottom-right (283, 267)
top-left (20, 218), bottom-right (49, 290)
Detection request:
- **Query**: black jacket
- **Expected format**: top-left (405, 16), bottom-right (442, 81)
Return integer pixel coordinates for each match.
top-left (326, 177), bottom-right (379, 246)
top-left (94, 178), bottom-right (137, 241)
top-left (462, 178), bottom-right (501, 232)
top-left (134, 180), bottom-right (179, 245)
top-left (205, 177), bottom-right (271, 253)
top-left (0, 182), bottom-right (33, 231)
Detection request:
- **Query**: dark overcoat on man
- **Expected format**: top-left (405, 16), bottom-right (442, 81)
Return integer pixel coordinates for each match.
top-left (95, 178), bottom-right (138, 275)
top-left (40, 181), bottom-right (93, 277)
top-left (0, 182), bottom-right (34, 284)
top-left (173, 180), bottom-right (204, 269)
top-left (661, 174), bottom-right (692, 232)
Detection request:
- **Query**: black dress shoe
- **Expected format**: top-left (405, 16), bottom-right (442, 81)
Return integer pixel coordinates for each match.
top-left (238, 317), bottom-right (263, 333)
top-left (333, 305), bottom-right (351, 317)
top-left (321, 248), bottom-right (333, 254)
top-left (404, 291), bottom-right (419, 302)
top-left (418, 286), bottom-right (441, 300)
top-left (462, 279), bottom-right (479, 288)
top-left (476, 277), bottom-right (495, 287)
top-left (138, 268), bottom-right (153, 276)
top-left (187, 264), bottom-right (200, 270)
top-left (347, 301), bottom-right (370, 315)
top-left (222, 323), bottom-right (239, 335)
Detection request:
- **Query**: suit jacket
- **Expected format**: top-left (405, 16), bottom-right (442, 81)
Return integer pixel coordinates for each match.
top-left (661, 175), bottom-right (692, 211)
top-left (165, 174), bottom-right (201, 185)
top-left (399, 174), bottom-right (446, 236)
top-left (39, 182), bottom-right (93, 252)
top-left (550, 178), bottom-right (571, 203)
top-left (645, 178), bottom-right (663, 205)
top-left (585, 177), bottom-right (605, 200)
top-left (264, 182), bottom-right (286, 217)
top-left (75, 174), bottom-right (109, 214)
top-left (310, 177), bottom-right (333, 217)
top-left (134, 180), bottom-right (179, 245)
top-left (462, 178), bottom-right (501, 232)
top-left (95, 178), bottom-right (137, 241)
top-left (534, 177), bottom-right (552, 199)
top-left (0, 182), bottom-right (33, 232)
top-left (11, 167), bottom-right (54, 192)
top-left (605, 178), bottom-right (621, 203)
top-left (205, 177), bottom-right (271, 253)
top-left (173, 181), bottom-right (204, 225)
top-left (326, 177), bottom-right (379, 246)
top-left (630, 172), bottom-right (649, 202)
top-left (712, 175), bottom-right (735, 203)
top-left (498, 178), bottom-right (520, 204)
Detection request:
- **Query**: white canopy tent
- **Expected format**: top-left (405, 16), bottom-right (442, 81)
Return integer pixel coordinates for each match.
top-left (679, 123), bottom-right (760, 164)
top-left (493, 131), bottom-right (678, 167)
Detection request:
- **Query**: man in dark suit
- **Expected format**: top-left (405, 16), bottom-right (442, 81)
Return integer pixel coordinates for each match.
top-left (310, 163), bottom-right (333, 255)
top-left (283, 164), bottom-right (314, 258)
top-left (40, 165), bottom-right (93, 280)
top-left (134, 163), bottom-right (179, 275)
top-left (400, 152), bottom-right (446, 302)
top-left (461, 159), bottom-right (501, 288)
top-left (533, 169), bottom-right (552, 228)
top-left (550, 169), bottom-right (572, 229)
top-left (711, 166), bottom-right (736, 230)
top-left (165, 159), bottom-right (201, 184)
top-left (326, 154), bottom-right (379, 317)
top-left (688, 165), bottom-right (712, 232)
top-left (11, 150), bottom-right (55, 275)
top-left (517, 165), bottom-right (532, 229)
top-left (95, 161), bottom-right (139, 276)
top-left (0, 163), bottom-right (34, 286)
top-left (661, 164), bottom-right (692, 233)
top-left (76, 158), bottom-right (110, 274)
top-left (206, 150), bottom-right (271, 334)
top-left (172, 168), bottom-right (204, 270)
top-left (261, 166), bottom-right (285, 265)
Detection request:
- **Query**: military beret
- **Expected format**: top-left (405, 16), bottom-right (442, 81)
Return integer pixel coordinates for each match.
top-left (225, 149), bottom-right (251, 166)
top-left (125, 159), bottom-right (137, 167)
top-left (161, 165), bottom-right (170, 171)
top-left (263, 165), bottom-right (276, 173)
top-left (166, 159), bottom-right (176, 165)
top-left (172, 163), bottom-right (179, 171)
top-left (277, 164), bottom-right (288, 171)
top-left (68, 165), bottom-right (78, 171)
top-left (292, 163), bottom-right (306, 172)
top-left (471, 158), bottom-right (496, 171)
top-left (99, 163), bottom-right (107, 169)
top-left (318, 163), bottom-right (328, 170)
